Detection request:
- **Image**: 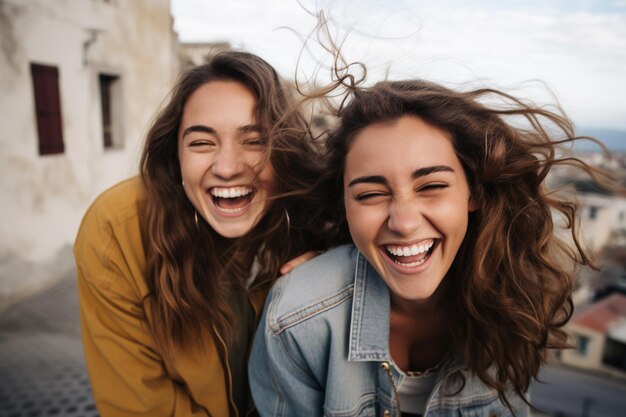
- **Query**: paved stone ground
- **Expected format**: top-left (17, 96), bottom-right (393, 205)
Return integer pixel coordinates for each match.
top-left (0, 271), bottom-right (98, 417)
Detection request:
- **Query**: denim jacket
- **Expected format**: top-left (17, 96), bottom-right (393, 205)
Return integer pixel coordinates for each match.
top-left (249, 245), bottom-right (529, 417)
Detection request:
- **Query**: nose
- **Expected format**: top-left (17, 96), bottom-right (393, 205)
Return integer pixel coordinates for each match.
top-left (387, 200), bottom-right (422, 236)
top-left (211, 142), bottom-right (243, 179)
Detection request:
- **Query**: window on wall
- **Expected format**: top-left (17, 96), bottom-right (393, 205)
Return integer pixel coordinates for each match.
top-left (99, 73), bottom-right (123, 149)
top-left (576, 334), bottom-right (590, 355)
top-left (603, 336), bottom-right (626, 371)
top-left (30, 63), bottom-right (64, 155)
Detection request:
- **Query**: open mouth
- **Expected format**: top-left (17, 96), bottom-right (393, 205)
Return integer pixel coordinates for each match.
top-left (383, 239), bottom-right (438, 267)
top-left (210, 186), bottom-right (254, 214)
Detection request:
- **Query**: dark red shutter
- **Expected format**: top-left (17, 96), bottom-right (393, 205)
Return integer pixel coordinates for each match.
top-left (30, 63), bottom-right (64, 155)
top-left (99, 74), bottom-right (114, 148)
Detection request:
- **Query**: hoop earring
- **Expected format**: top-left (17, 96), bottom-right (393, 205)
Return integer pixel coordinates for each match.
top-left (194, 211), bottom-right (199, 229)
top-left (284, 208), bottom-right (291, 235)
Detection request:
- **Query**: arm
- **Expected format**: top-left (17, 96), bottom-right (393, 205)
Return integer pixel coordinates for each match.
top-left (75, 201), bottom-right (212, 417)
top-left (249, 288), bottom-right (324, 417)
top-left (77, 273), bottom-right (213, 417)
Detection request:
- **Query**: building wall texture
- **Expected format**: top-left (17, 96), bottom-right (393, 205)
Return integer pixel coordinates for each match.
top-left (0, 0), bottom-right (179, 307)
top-left (561, 325), bottom-right (606, 370)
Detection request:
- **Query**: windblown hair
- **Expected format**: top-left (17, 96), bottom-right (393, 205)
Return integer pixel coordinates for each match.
top-left (320, 79), bottom-right (612, 408)
top-left (139, 51), bottom-right (326, 358)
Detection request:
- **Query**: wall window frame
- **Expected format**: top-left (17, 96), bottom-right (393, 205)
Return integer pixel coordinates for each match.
top-left (30, 63), bottom-right (65, 156)
top-left (98, 72), bottom-right (124, 150)
top-left (576, 334), bottom-right (590, 355)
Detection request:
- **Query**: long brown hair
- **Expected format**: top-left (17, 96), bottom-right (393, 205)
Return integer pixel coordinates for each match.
top-left (140, 51), bottom-right (326, 358)
top-left (320, 79), bottom-right (613, 407)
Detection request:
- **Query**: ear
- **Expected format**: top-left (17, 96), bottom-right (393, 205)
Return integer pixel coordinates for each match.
top-left (468, 195), bottom-right (478, 212)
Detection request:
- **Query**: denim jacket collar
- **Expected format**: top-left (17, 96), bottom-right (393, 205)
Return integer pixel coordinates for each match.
top-left (348, 252), bottom-right (465, 375)
top-left (348, 252), bottom-right (392, 362)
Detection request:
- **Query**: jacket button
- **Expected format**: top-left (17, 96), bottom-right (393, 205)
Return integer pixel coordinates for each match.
top-left (383, 411), bottom-right (391, 417)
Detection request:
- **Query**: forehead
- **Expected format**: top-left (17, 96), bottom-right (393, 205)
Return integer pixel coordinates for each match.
top-left (345, 115), bottom-right (460, 173)
top-left (181, 80), bottom-right (257, 123)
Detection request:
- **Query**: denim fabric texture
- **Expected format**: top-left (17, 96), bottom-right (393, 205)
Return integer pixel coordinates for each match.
top-left (249, 244), bottom-right (530, 417)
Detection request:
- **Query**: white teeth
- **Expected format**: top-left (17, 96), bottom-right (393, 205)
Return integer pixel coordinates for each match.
top-left (210, 187), bottom-right (252, 199)
top-left (217, 206), bottom-right (246, 214)
top-left (394, 258), bottom-right (427, 267)
top-left (385, 240), bottom-right (434, 257)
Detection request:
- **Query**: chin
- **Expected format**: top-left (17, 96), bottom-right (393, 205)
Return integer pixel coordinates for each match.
top-left (224, 227), bottom-right (255, 239)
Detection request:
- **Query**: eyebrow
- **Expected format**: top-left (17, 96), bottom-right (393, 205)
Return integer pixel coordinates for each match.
top-left (348, 175), bottom-right (388, 187)
top-left (238, 124), bottom-right (262, 133)
top-left (412, 165), bottom-right (454, 178)
top-left (347, 165), bottom-right (454, 187)
top-left (182, 125), bottom-right (215, 138)
top-left (181, 124), bottom-right (262, 139)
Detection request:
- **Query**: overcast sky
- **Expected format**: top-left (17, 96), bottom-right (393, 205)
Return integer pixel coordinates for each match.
top-left (170, 0), bottom-right (626, 131)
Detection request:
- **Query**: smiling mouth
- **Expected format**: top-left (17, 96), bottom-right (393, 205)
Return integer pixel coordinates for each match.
top-left (210, 186), bottom-right (254, 214)
top-left (384, 239), bottom-right (437, 267)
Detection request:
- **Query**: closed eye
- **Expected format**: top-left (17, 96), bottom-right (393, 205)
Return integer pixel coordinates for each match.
top-left (243, 137), bottom-right (267, 146)
top-left (188, 140), bottom-right (215, 147)
top-left (419, 183), bottom-right (448, 192)
top-left (355, 192), bottom-right (388, 201)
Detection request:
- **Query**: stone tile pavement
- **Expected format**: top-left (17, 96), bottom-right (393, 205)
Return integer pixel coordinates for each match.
top-left (0, 271), bottom-right (98, 417)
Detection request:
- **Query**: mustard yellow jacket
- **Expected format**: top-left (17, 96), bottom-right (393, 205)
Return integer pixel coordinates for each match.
top-left (74, 177), bottom-right (268, 417)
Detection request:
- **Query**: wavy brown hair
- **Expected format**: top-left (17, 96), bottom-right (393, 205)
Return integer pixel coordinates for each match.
top-left (139, 51), bottom-right (327, 358)
top-left (319, 79), bottom-right (613, 408)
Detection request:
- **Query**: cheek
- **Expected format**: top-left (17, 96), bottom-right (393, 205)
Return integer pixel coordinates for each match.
top-left (180, 153), bottom-right (211, 182)
top-left (345, 203), bottom-right (384, 244)
top-left (179, 160), bottom-right (190, 180)
top-left (258, 164), bottom-right (277, 195)
top-left (435, 199), bottom-right (470, 237)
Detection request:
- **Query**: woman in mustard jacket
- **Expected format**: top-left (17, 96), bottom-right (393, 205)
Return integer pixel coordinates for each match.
top-left (74, 51), bottom-right (327, 417)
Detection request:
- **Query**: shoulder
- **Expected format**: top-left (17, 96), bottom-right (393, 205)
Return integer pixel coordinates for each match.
top-left (264, 244), bottom-right (358, 332)
top-left (82, 177), bottom-right (145, 225)
top-left (76, 177), bottom-right (144, 239)
top-left (74, 177), bottom-right (147, 290)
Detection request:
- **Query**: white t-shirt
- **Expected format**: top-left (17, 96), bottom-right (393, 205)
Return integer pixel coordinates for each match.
top-left (397, 368), bottom-right (440, 415)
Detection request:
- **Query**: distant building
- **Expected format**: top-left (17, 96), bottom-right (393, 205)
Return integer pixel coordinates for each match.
top-left (180, 41), bottom-right (232, 68)
top-left (561, 293), bottom-right (626, 375)
top-left (577, 192), bottom-right (626, 251)
top-left (0, 0), bottom-right (179, 302)
top-left (550, 168), bottom-right (626, 253)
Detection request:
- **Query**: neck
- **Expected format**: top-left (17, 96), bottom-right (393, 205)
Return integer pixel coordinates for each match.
top-left (388, 285), bottom-right (452, 372)
top-left (390, 282), bottom-right (448, 318)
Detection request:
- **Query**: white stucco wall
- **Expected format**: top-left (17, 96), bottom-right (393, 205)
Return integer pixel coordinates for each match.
top-left (561, 325), bottom-right (606, 370)
top-left (0, 0), bottom-right (179, 306)
top-left (577, 194), bottom-right (626, 251)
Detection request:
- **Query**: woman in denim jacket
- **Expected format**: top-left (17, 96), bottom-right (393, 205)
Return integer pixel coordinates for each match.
top-left (249, 79), bottom-right (609, 416)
